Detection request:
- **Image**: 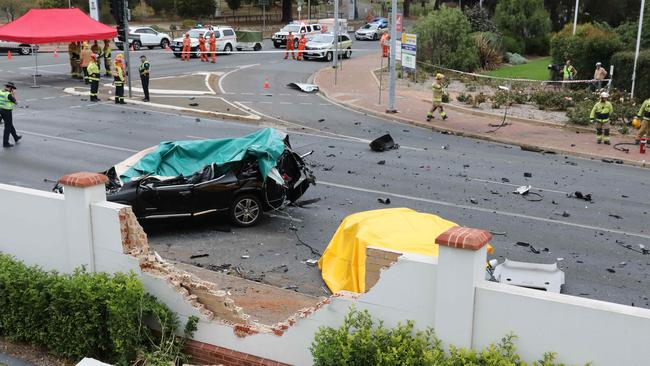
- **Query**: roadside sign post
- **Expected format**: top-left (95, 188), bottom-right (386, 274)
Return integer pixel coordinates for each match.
top-left (401, 33), bottom-right (417, 83)
top-left (259, 0), bottom-right (270, 35)
top-left (386, 0), bottom-right (397, 113)
top-left (122, 0), bottom-right (132, 98)
top-left (334, 0), bottom-right (339, 85)
top-left (89, 0), bottom-right (99, 20)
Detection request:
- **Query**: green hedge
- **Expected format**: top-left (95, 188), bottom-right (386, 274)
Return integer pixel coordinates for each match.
top-left (611, 50), bottom-right (650, 101)
top-left (550, 23), bottom-right (623, 81)
top-left (0, 254), bottom-right (197, 365)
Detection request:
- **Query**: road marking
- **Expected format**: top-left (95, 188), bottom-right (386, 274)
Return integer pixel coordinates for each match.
top-left (217, 64), bottom-right (259, 94)
top-left (469, 178), bottom-right (569, 195)
top-left (21, 131), bottom-right (138, 153)
top-left (318, 180), bottom-right (650, 240)
top-left (19, 63), bottom-right (68, 69)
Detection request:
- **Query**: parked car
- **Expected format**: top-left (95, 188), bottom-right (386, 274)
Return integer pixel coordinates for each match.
top-left (170, 26), bottom-right (237, 58)
top-left (272, 22), bottom-right (323, 49)
top-left (53, 129), bottom-right (315, 227)
top-left (355, 22), bottom-right (388, 41)
top-left (303, 33), bottom-right (353, 62)
top-left (0, 40), bottom-right (37, 55)
top-left (115, 26), bottom-right (172, 50)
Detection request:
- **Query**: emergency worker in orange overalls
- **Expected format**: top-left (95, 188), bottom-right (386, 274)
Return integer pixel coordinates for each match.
top-left (181, 33), bottom-right (191, 61)
top-left (380, 33), bottom-right (389, 58)
top-left (284, 31), bottom-right (295, 60)
top-left (198, 34), bottom-right (208, 62)
top-left (209, 32), bottom-right (217, 63)
top-left (297, 34), bottom-right (307, 61)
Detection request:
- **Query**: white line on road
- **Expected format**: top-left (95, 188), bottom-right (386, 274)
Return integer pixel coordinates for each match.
top-left (19, 63), bottom-right (68, 69)
top-left (217, 64), bottom-right (260, 94)
top-left (470, 178), bottom-right (569, 195)
top-left (21, 131), bottom-right (138, 153)
top-left (318, 180), bottom-right (650, 240)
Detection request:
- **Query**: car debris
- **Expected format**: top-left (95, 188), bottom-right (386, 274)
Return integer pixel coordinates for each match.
top-left (554, 210), bottom-right (571, 217)
top-left (608, 214), bottom-right (623, 219)
top-left (568, 191), bottom-right (592, 202)
top-left (370, 134), bottom-right (399, 152)
top-left (190, 253), bottom-right (209, 259)
top-left (241, 255), bottom-right (250, 259)
top-left (523, 172), bottom-right (532, 177)
top-left (513, 185), bottom-right (543, 201)
top-left (377, 160), bottom-right (386, 165)
top-left (377, 198), bottom-right (391, 205)
top-left (492, 259), bottom-right (565, 293)
top-left (291, 197), bottom-right (322, 207)
top-left (306, 259), bottom-right (319, 266)
top-left (189, 102), bottom-right (199, 106)
top-left (606, 268), bottom-right (616, 273)
top-left (286, 82), bottom-right (319, 93)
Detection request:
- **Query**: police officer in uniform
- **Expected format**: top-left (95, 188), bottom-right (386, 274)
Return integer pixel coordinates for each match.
top-left (0, 82), bottom-right (21, 148)
top-left (139, 55), bottom-right (150, 102)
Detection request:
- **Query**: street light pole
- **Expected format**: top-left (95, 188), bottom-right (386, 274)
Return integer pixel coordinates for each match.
top-left (572, 0), bottom-right (579, 35)
top-left (386, 0), bottom-right (397, 112)
top-left (333, 0), bottom-right (339, 80)
top-left (122, 0), bottom-right (132, 98)
top-left (632, 0), bottom-right (645, 99)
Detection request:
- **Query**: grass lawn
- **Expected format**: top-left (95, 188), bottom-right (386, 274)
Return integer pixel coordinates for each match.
top-left (484, 56), bottom-right (552, 81)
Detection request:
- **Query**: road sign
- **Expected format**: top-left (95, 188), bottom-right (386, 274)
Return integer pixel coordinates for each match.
top-left (400, 33), bottom-right (416, 71)
top-left (396, 14), bottom-right (402, 33)
top-left (259, 0), bottom-right (270, 6)
top-left (395, 40), bottom-right (402, 61)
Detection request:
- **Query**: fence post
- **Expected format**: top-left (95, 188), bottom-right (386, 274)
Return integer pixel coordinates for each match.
top-left (59, 172), bottom-right (108, 273)
top-left (434, 227), bottom-right (492, 349)
top-left (608, 65), bottom-right (614, 92)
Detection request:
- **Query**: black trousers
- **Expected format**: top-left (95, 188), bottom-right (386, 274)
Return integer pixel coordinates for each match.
top-left (82, 67), bottom-right (89, 83)
top-left (115, 84), bottom-right (124, 103)
top-left (141, 76), bottom-right (150, 100)
top-left (90, 80), bottom-right (99, 100)
top-left (1, 109), bottom-right (18, 145)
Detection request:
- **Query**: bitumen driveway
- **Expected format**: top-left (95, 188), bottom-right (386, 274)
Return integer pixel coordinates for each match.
top-left (0, 40), bottom-right (648, 308)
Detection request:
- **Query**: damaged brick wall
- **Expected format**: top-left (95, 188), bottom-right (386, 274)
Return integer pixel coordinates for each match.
top-left (118, 207), bottom-right (150, 256)
top-left (185, 339), bottom-right (291, 366)
top-left (365, 247), bottom-right (401, 292)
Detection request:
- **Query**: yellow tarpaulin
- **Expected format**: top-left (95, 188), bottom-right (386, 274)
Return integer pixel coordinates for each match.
top-left (318, 208), bottom-right (488, 294)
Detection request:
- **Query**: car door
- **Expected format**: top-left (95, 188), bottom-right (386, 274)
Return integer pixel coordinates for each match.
top-left (141, 28), bottom-right (157, 46)
top-left (150, 180), bottom-right (194, 216)
top-left (192, 169), bottom-right (240, 214)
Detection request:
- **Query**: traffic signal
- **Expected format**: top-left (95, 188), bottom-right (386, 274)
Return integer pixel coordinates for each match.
top-left (117, 23), bottom-right (126, 42)
top-left (110, 0), bottom-right (124, 24)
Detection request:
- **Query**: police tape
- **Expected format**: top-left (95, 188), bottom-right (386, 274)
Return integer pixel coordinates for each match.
top-left (416, 61), bottom-right (611, 84)
top-left (50, 48), bottom-right (381, 56)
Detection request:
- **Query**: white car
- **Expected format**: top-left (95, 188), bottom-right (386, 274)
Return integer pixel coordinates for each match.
top-left (0, 40), bottom-right (37, 55)
top-left (171, 27), bottom-right (237, 58)
top-left (272, 23), bottom-right (322, 49)
top-left (303, 33), bottom-right (353, 62)
top-left (355, 22), bottom-right (388, 41)
top-left (115, 26), bottom-right (172, 50)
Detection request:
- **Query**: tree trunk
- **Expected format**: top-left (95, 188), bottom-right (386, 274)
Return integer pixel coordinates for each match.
top-left (282, 0), bottom-right (293, 22)
top-left (403, 0), bottom-right (409, 17)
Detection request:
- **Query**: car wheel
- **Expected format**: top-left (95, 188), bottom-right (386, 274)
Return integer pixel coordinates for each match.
top-left (230, 194), bottom-right (262, 227)
top-left (325, 51), bottom-right (333, 62)
top-left (173, 52), bottom-right (181, 58)
top-left (344, 47), bottom-right (352, 59)
top-left (274, 43), bottom-right (280, 49)
top-left (373, 33), bottom-right (378, 41)
top-left (253, 43), bottom-right (262, 51)
top-left (19, 46), bottom-right (31, 55)
top-left (224, 43), bottom-right (233, 54)
top-left (294, 39), bottom-right (299, 49)
top-left (147, 46), bottom-right (154, 50)
top-left (160, 39), bottom-right (170, 49)
top-left (132, 41), bottom-right (142, 50)
top-left (195, 48), bottom-right (201, 58)
top-left (117, 45), bottom-right (124, 50)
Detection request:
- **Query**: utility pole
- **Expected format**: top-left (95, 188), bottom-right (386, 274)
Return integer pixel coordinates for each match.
top-left (632, 0), bottom-right (645, 99)
top-left (122, 0), bottom-right (133, 98)
top-left (386, 0), bottom-right (397, 113)
top-left (333, 0), bottom-right (339, 83)
top-left (572, 0), bottom-right (579, 35)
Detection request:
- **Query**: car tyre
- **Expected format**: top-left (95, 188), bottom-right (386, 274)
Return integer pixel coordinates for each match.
top-left (19, 45), bottom-right (31, 55)
top-left (253, 43), bottom-right (262, 51)
top-left (294, 39), bottom-right (299, 49)
top-left (325, 51), bottom-right (333, 62)
top-left (132, 40), bottom-right (142, 50)
top-left (160, 39), bottom-right (170, 49)
top-left (344, 47), bottom-right (352, 59)
top-left (224, 43), bottom-right (233, 54)
top-left (147, 46), bottom-right (154, 49)
top-left (373, 33), bottom-right (378, 41)
top-left (274, 43), bottom-right (280, 49)
top-left (230, 194), bottom-right (263, 227)
top-left (173, 52), bottom-right (181, 58)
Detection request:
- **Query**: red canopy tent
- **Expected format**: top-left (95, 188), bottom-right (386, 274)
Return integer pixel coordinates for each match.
top-left (0, 8), bottom-right (116, 44)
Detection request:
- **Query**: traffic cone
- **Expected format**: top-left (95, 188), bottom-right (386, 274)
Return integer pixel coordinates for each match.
top-left (130, 43), bottom-right (135, 52)
top-left (263, 76), bottom-right (270, 89)
top-left (165, 43), bottom-right (171, 51)
top-left (53, 49), bottom-right (59, 58)
top-left (7, 51), bottom-right (11, 60)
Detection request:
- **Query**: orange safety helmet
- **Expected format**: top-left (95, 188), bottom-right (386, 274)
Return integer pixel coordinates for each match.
top-left (115, 53), bottom-right (124, 62)
top-left (632, 117), bottom-right (642, 129)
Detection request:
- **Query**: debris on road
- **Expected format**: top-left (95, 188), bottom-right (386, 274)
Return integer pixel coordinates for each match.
top-left (190, 253), bottom-right (209, 259)
top-left (241, 255), bottom-right (250, 259)
top-left (208, 263), bottom-right (232, 272)
top-left (318, 118), bottom-right (325, 122)
top-left (569, 191), bottom-right (593, 202)
top-left (469, 198), bottom-right (478, 204)
top-left (513, 185), bottom-right (543, 201)
top-left (441, 144), bottom-right (449, 150)
top-left (292, 197), bottom-right (322, 207)
top-left (615, 240), bottom-right (649, 255)
top-left (514, 185), bottom-right (531, 195)
top-left (377, 198), bottom-right (391, 205)
top-left (377, 160), bottom-right (386, 165)
top-left (306, 259), bottom-right (318, 266)
top-left (529, 245), bottom-right (541, 254)
top-left (554, 211), bottom-right (571, 218)
top-left (501, 177), bottom-right (510, 183)
top-left (524, 172), bottom-right (532, 177)
top-left (286, 82), bottom-right (319, 93)
top-left (490, 230), bottom-right (507, 235)
top-left (607, 268), bottom-right (616, 273)
top-left (370, 134), bottom-right (399, 152)
top-left (270, 264), bottom-right (289, 273)
top-left (322, 166), bottom-right (334, 171)
top-left (608, 214), bottom-right (623, 220)
top-left (492, 259), bottom-right (565, 293)
top-left (516, 241), bottom-right (530, 247)
top-left (189, 102), bottom-right (199, 106)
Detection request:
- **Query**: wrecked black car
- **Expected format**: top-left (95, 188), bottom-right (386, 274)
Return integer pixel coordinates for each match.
top-left (55, 129), bottom-right (315, 227)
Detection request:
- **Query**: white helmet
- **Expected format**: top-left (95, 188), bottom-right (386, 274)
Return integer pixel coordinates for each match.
top-left (600, 92), bottom-right (609, 99)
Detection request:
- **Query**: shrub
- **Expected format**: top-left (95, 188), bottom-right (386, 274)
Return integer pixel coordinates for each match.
top-left (133, 1), bottom-right (155, 19)
top-left (0, 254), bottom-right (197, 365)
top-left (180, 19), bottom-right (195, 29)
top-left (506, 52), bottom-right (528, 65)
top-left (611, 50), bottom-right (650, 101)
top-left (177, 0), bottom-right (215, 18)
top-left (550, 23), bottom-right (623, 81)
top-left (464, 4), bottom-right (497, 33)
top-left (310, 308), bottom-right (577, 366)
top-left (531, 90), bottom-right (580, 111)
top-left (502, 35), bottom-right (525, 54)
top-left (494, 0), bottom-right (551, 55)
top-left (473, 32), bottom-right (503, 70)
top-left (414, 6), bottom-right (480, 72)
top-left (566, 89), bottom-right (637, 125)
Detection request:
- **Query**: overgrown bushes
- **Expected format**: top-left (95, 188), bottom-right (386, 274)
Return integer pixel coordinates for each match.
top-left (473, 32), bottom-right (503, 70)
top-left (0, 254), bottom-right (197, 365)
top-left (550, 23), bottom-right (623, 81)
top-left (494, 0), bottom-right (551, 55)
top-left (610, 50), bottom-right (650, 101)
top-left (310, 308), bottom-right (577, 366)
top-left (414, 6), bottom-right (479, 72)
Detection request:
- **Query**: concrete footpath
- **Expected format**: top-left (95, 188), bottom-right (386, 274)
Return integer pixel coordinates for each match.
top-left (314, 52), bottom-right (647, 166)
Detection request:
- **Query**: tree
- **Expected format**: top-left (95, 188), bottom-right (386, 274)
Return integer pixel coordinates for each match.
top-left (414, 5), bottom-right (480, 72)
top-left (226, 0), bottom-right (241, 15)
top-left (133, 0), bottom-right (155, 19)
top-left (464, 4), bottom-right (496, 33)
top-left (176, 0), bottom-right (216, 17)
top-left (494, 0), bottom-right (551, 55)
top-left (0, 0), bottom-right (35, 21)
top-left (282, 0), bottom-right (293, 23)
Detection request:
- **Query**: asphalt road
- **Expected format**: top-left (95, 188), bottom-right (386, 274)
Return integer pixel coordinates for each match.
top-left (1, 40), bottom-right (649, 308)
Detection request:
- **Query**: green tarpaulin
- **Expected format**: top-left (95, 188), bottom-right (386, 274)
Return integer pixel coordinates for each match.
top-left (235, 30), bottom-right (263, 43)
top-left (121, 128), bottom-right (286, 183)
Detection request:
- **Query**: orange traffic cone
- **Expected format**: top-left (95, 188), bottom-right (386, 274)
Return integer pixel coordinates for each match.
top-left (130, 43), bottom-right (135, 52)
top-left (7, 51), bottom-right (11, 60)
top-left (53, 49), bottom-right (59, 58)
top-left (263, 76), bottom-right (270, 89)
top-left (165, 43), bottom-right (171, 51)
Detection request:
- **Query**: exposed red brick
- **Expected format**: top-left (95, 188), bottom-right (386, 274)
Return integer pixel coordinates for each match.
top-left (435, 226), bottom-right (492, 251)
top-left (58, 172), bottom-right (108, 188)
top-left (185, 340), bottom-right (291, 366)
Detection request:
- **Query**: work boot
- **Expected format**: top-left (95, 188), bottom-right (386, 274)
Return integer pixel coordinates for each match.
top-left (14, 135), bottom-right (21, 143)
top-left (426, 114), bottom-right (433, 122)
top-left (597, 140), bottom-right (602, 144)
top-left (604, 140), bottom-right (610, 145)
top-left (442, 114), bottom-right (448, 120)
top-left (3, 143), bottom-right (13, 148)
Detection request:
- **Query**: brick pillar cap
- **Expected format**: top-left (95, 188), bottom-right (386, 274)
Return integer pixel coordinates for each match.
top-left (435, 227), bottom-right (492, 251)
top-left (59, 172), bottom-right (108, 188)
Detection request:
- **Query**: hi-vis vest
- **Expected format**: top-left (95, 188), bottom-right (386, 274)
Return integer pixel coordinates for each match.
top-left (0, 90), bottom-right (14, 110)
